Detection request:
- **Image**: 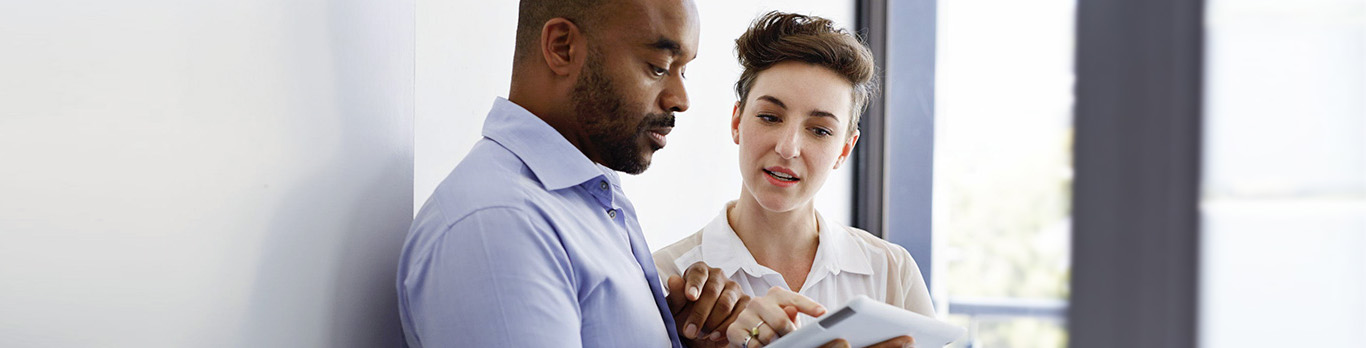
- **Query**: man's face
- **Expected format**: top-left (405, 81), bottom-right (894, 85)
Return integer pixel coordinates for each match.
top-left (570, 0), bottom-right (700, 175)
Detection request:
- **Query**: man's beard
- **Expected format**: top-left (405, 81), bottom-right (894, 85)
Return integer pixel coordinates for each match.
top-left (571, 54), bottom-right (675, 175)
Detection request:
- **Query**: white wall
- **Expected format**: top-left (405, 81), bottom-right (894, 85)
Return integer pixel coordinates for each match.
top-left (1200, 0), bottom-right (1366, 346)
top-left (0, 1), bottom-right (414, 346)
top-left (415, 0), bottom-right (854, 251)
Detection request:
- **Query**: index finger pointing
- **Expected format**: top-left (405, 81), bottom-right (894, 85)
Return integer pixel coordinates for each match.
top-left (768, 287), bottom-right (827, 317)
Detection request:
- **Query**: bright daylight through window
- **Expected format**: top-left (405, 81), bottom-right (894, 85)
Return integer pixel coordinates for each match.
top-left (934, 1), bottom-right (1075, 347)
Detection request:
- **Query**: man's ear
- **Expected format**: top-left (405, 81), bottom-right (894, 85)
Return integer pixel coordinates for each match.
top-left (541, 18), bottom-right (585, 77)
top-left (731, 102), bottom-right (742, 144)
top-left (833, 129), bottom-right (860, 170)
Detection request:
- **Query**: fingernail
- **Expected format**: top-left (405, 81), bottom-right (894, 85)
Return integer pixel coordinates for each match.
top-left (687, 288), bottom-right (700, 299)
top-left (685, 323), bottom-right (698, 338)
top-left (708, 332), bottom-right (722, 341)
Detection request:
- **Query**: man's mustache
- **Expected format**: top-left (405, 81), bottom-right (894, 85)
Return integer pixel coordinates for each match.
top-left (642, 113), bottom-right (676, 129)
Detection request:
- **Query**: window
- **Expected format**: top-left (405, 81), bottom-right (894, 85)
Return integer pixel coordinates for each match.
top-left (934, 1), bottom-right (1075, 347)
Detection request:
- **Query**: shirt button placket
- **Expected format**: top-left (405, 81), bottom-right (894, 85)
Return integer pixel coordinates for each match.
top-left (598, 180), bottom-right (617, 219)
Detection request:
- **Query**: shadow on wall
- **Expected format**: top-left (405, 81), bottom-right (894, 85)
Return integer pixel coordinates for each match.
top-left (233, 0), bottom-right (414, 346)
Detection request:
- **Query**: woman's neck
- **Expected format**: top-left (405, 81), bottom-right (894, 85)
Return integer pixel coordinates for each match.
top-left (728, 191), bottom-right (821, 266)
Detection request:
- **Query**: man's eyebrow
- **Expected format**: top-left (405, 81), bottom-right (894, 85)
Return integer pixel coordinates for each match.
top-left (757, 95), bottom-right (786, 109)
top-left (647, 37), bottom-right (682, 56)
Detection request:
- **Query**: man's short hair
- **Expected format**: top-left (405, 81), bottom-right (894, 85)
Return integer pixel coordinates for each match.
top-left (514, 0), bottom-right (608, 63)
top-left (734, 11), bottom-right (877, 136)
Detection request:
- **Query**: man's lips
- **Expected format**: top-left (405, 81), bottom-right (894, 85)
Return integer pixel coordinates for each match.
top-left (647, 127), bottom-right (672, 149)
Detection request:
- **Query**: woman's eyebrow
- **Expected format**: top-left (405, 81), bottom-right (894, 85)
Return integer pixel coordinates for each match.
top-left (757, 95), bottom-right (786, 109)
top-left (759, 95), bottom-right (839, 120)
top-left (810, 110), bottom-right (838, 120)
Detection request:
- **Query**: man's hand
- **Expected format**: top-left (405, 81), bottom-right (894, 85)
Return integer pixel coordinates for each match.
top-left (667, 261), bottom-right (749, 347)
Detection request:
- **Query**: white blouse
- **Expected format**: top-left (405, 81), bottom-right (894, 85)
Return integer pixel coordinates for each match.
top-left (652, 202), bottom-right (935, 327)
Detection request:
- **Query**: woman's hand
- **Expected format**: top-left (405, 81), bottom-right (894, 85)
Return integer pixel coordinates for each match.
top-left (725, 287), bottom-right (826, 347)
top-left (817, 336), bottom-right (916, 348)
top-left (723, 287), bottom-right (917, 348)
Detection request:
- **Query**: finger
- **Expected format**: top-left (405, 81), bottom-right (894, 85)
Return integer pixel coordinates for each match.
top-left (767, 287), bottom-right (827, 317)
top-left (710, 295), bottom-right (750, 342)
top-left (685, 269), bottom-right (726, 338)
top-left (755, 321), bottom-right (778, 345)
top-left (726, 313), bottom-right (762, 347)
top-left (673, 301), bottom-right (694, 324)
top-left (865, 335), bottom-right (914, 348)
top-left (741, 296), bottom-right (801, 336)
top-left (666, 275), bottom-right (687, 315)
top-left (736, 320), bottom-right (777, 347)
top-left (702, 280), bottom-right (743, 334)
top-left (683, 262), bottom-right (711, 300)
top-left (783, 305), bottom-right (799, 322)
top-left (819, 338), bottom-right (851, 348)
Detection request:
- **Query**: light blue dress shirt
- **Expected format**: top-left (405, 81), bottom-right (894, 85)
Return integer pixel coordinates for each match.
top-left (397, 98), bottom-right (682, 348)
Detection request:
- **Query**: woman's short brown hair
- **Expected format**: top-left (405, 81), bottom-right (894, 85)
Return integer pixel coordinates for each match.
top-left (734, 11), bottom-right (877, 136)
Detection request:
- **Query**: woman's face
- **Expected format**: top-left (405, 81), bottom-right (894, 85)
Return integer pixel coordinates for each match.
top-left (733, 61), bottom-right (859, 213)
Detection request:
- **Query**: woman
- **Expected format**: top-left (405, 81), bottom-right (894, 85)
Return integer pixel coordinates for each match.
top-left (653, 11), bottom-right (933, 348)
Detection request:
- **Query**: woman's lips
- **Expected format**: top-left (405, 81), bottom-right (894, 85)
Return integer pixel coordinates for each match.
top-left (763, 167), bottom-right (800, 187)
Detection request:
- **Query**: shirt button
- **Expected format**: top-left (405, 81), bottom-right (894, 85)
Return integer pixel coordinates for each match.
top-left (607, 209), bottom-right (617, 219)
top-left (599, 180), bottom-right (609, 190)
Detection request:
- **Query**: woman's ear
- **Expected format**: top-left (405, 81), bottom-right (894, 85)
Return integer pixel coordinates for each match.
top-left (833, 129), bottom-right (860, 170)
top-left (541, 18), bottom-right (584, 78)
top-left (731, 102), bottom-right (742, 144)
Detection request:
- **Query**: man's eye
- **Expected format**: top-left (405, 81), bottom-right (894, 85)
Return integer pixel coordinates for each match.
top-left (651, 65), bottom-right (668, 77)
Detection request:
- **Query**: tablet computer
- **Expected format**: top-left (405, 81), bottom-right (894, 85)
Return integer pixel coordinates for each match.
top-left (767, 295), bottom-right (965, 348)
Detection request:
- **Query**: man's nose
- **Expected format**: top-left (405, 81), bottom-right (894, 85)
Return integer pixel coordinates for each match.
top-left (660, 74), bottom-right (689, 113)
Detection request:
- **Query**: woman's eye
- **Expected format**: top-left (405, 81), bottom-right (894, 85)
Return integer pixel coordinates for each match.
top-left (757, 114), bottom-right (780, 123)
top-left (811, 127), bottom-right (833, 137)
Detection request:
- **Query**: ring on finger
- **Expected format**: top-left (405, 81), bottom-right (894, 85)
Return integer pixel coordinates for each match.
top-left (745, 321), bottom-right (765, 347)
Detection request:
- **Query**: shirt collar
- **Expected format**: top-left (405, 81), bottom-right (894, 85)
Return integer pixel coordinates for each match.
top-left (684, 202), bottom-right (874, 280)
top-left (810, 209), bottom-right (875, 277)
top-left (481, 97), bottom-right (613, 191)
top-left (688, 203), bottom-right (769, 278)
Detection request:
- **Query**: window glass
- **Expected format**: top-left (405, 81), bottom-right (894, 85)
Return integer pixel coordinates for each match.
top-left (935, 1), bottom-right (1075, 347)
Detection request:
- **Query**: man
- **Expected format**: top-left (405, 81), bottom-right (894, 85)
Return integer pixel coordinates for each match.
top-left (396, 0), bottom-right (745, 347)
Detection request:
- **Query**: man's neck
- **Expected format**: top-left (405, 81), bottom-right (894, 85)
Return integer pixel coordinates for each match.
top-left (505, 94), bottom-right (604, 165)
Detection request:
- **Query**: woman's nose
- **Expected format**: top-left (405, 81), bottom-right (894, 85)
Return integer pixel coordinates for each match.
top-left (774, 127), bottom-right (801, 159)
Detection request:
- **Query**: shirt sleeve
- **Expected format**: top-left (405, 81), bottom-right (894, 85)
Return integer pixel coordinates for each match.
top-left (401, 206), bottom-right (581, 347)
top-left (898, 249), bottom-right (936, 317)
